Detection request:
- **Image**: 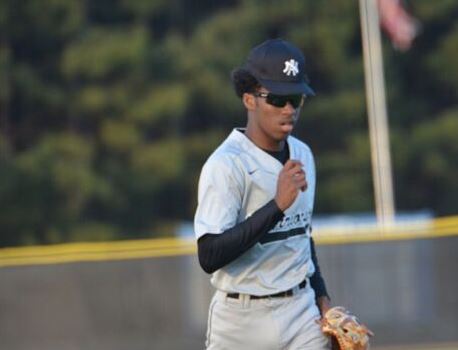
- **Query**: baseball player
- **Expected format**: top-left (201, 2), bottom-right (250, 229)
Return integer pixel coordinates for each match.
top-left (194, 39), bottom-right (332, 350)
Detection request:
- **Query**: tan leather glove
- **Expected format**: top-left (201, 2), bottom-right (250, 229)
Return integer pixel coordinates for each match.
top-left (319, 306), bottom-right (374, 350)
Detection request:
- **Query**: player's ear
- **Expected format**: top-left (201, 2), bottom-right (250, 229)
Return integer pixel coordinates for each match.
top-left (243, 92), bottom-right (256, 111)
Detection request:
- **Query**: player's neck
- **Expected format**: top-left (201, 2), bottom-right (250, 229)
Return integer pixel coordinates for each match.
top-left (244, 126), bottom-right (285, 152)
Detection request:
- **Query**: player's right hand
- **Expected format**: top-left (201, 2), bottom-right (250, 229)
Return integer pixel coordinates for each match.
top-left (274, 159), bottom-right (307, 212)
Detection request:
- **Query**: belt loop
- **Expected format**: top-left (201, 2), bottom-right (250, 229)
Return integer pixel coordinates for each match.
top-left (242, 294), bottom-right (247, 308)
top-left (292, 279), bottom-right (305, 296)
top-left (242, 293), bottom-right (251, 308)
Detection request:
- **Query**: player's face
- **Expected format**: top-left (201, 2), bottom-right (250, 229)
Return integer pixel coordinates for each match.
top-left (244, 88), bottom-right (304, 151)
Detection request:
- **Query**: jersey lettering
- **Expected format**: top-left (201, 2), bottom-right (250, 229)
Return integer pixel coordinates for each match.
top-left (259, 224), bottom-right (310, 244)
top-left (259, 210), bottom-right (312, 244)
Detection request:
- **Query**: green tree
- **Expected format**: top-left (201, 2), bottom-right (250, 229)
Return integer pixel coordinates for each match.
top-left (1, 0), bottom-right (457, 247)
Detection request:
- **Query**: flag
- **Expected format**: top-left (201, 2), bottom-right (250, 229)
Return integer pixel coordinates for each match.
top-left (377, 0), bottom-right (420, 51)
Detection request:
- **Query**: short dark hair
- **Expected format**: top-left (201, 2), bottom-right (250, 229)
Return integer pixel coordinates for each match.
top-left (230, 68), bottom-right (261, 98)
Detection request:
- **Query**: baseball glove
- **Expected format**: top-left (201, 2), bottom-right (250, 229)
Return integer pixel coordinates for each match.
top-left (319, 306), bottom-right (374, 350)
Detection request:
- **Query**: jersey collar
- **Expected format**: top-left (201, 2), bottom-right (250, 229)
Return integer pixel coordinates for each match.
top-left (229, 128), bottom-right (294, 173)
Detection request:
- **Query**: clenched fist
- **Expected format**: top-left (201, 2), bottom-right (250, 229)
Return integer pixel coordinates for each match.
top-left (274, 160), bottom-right (307, 212)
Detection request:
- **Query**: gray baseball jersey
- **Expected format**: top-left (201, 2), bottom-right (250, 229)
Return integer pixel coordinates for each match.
top-left (194, 128), bottom-right (316, 295)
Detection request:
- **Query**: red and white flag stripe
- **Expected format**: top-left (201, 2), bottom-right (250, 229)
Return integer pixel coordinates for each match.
top-left (377, 0), bottom-right (419, 51)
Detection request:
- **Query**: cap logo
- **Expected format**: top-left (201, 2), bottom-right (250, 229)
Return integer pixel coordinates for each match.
top-left (283, 59), bottom-right (299, 76)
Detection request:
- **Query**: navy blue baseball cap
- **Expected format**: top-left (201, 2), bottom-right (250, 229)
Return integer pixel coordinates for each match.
top-left (244, 39), bottom-right (315, 96)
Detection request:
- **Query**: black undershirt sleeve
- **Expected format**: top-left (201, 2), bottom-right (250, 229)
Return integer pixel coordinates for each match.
top-left (197, 199), bottom-right (284, 274)
top-left (309, 236), bottom-right (330, 299)
top-left (198, 202), bottom-right (330, 300)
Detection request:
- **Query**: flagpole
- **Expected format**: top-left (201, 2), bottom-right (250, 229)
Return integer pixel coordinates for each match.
top-left (359, 0), bottom-right (396, 229)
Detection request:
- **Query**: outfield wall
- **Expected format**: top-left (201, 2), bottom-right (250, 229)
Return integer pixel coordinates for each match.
top-left (0, 217), bottom-right (457, 350)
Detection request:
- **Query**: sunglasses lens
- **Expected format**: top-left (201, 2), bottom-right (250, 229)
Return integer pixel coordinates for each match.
top-left (288, 95), bottom-right (303, 108)
top-left (266, 95), bottom-right (287, 107)
top-left (266, 94), bottom-right (303, 108)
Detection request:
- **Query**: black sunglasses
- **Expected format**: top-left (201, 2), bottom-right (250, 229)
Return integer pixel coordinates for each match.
top-left (253, 92), bottom-right (305, 109)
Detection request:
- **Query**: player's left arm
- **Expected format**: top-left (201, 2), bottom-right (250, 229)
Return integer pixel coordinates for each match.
top-left (309, 236), bottom-right (332, 316)
top-left (305, 147), bottom-right (331, 315)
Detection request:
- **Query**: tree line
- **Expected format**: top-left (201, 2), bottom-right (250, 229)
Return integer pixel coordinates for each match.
top-left (0, 0), bottom-right (456, 246)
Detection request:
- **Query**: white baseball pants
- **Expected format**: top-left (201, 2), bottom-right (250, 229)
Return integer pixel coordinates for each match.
top-left (205, 282), bottom-right (331, 350)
